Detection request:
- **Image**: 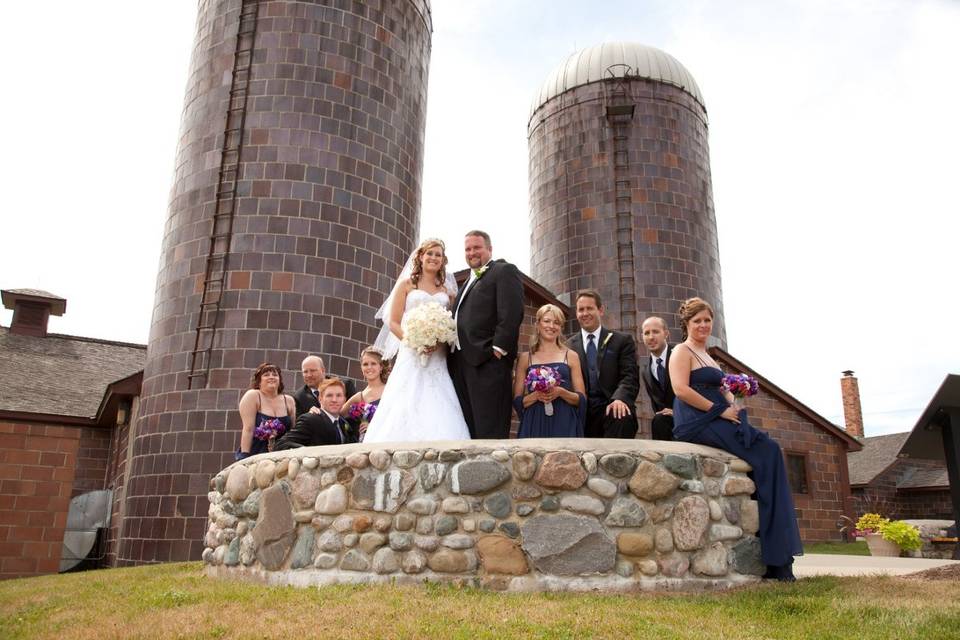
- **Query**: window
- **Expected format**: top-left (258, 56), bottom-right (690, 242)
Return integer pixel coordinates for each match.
top-left (785, 453), bottom-right (809, 494)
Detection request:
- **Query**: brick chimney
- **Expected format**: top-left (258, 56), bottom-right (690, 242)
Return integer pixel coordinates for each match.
top-left (840, 370), bottom-right (864, 438)
top-left (1, 288), bottom-right (67, 337)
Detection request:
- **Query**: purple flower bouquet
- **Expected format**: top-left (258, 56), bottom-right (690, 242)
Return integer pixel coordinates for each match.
top-left (254, 416), bottom-right (286, 451)
top-left (721, 373), bottom-right (759, 399)
top-left (349, 401), bottom-right (377, 442)
top-left (525, 365), bottom-right (562, 416)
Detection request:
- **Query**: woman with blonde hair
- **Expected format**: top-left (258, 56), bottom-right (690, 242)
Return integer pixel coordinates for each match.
top-left (669, 297), bottom-right (802, 581)
top-left (512, 304), bottom-right (586, 437)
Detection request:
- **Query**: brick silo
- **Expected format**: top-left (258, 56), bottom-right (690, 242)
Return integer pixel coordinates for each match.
top-left (528, 42), bottom-right (725, 346)
top-left (119, 0), bottom-right (432, 564)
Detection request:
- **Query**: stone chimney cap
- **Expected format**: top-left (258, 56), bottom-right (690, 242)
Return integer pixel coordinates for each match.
top-left (1, 288), bottom-right (67, 316)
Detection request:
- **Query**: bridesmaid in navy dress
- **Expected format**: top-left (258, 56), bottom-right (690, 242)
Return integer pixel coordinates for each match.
top-left (342, 346), bottom-right (389, 441)
top-left (669, 297), bottom-right (802, 581)
top-left (513, 304), bottom-right (586, 437)
top-left (236, 363), bottom-right (296, 460)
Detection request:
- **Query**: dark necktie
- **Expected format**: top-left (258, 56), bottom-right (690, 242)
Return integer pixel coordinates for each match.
top-left (335, 417), bottom-right (344, 443)
top-left (656, 357), bottom-right (666, 389)
top-left (312, 388), bottom-right (319, 400)
top-left (586, 334), bottom-right (599, 388)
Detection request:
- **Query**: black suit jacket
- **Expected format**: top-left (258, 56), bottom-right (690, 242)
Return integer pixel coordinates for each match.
top-left (292, 377), bottom-right (357, 418)
top-left (274, 409), bottom-right (356, 450)
top-left (568, 328), bottom-right (640, 407)
top-left (641, 344), bottom-right (675, 413)
top-left (452, 259), bottom-right (524, 366)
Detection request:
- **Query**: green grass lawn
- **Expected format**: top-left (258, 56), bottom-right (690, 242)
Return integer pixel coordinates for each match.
top-left (803, 540), bottom-right (870, 556)
top-left (1, 562), bottom-right (958, 639)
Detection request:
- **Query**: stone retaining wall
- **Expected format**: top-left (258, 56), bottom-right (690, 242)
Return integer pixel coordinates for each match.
top-left (203, 440), bottom-right (765, 591)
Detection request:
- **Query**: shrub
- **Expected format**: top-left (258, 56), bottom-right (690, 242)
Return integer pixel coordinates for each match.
top-left (855, 513), bottom-right (889, 533)
top-left (879, 520), bottom-right (922, 551)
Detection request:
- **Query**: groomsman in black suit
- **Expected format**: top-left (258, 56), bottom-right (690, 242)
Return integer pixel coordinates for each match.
top-left (292, 355), bottom-right (356, 418)
top-left (275, 378), bottom-right (356, 449)
top-left (640, 316), bottom-right (675, 441)
top-left (568, 289), bottom-right (640, 439)
top-left (449, 230), bottom-right (524, 439)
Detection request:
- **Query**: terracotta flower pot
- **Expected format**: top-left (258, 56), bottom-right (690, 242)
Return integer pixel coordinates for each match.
top-left (865, 532), bottom-right (901, 557)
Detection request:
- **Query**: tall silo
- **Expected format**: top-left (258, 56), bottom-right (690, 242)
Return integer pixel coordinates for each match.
top-left (119, 0), bottom-right (432, 565)
top-left (528, 42), bottom-right (725, 345)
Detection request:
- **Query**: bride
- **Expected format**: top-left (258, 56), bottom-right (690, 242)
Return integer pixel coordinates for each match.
top-left (363, 238), bottom-right (472, 443)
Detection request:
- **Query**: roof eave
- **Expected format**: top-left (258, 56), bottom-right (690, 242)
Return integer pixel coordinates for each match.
top-left (709, 346), bottom-right (863, 451)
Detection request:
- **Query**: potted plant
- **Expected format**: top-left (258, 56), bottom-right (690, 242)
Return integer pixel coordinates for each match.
top-left (878, 520), bottom-right (923, 555)
top-left (856, 513), bottom-right (922, 557)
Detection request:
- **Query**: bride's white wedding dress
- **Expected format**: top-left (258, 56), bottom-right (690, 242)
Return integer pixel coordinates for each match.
top-left (363, 289), bottom-right (471, 443)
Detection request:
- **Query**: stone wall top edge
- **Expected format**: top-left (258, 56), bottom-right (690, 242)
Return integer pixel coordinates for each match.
top-left (220, 438), bottom-right (741, 472)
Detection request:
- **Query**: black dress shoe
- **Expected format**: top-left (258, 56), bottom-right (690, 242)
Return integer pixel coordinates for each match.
top-left (763, 563), bottom-right (796, 582)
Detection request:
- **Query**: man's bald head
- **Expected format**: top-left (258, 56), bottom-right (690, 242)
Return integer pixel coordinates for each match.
top-left (641, 317), bottom-right (669, 356)
top-left (301, 355), bottom-right (326, 388)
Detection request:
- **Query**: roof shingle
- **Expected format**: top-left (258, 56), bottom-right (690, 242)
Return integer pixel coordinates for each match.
top-left (0, 326), bottom-right (145, 418)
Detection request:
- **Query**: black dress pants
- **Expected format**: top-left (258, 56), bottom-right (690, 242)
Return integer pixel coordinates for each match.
top-left (449, 351), bottom-right (513, 439)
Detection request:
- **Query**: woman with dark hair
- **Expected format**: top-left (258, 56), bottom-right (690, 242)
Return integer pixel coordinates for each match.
top-left (512, 304), bottom-right (586, 438)
top-left (236, 363), bottom-right (296, 460)
top-left (669, 297), bottom-right (802, 581)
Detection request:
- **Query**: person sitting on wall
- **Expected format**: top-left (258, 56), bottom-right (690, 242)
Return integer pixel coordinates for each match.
top-left (236, 363), bottom-right (296, 460)
top-left (669, 297), bottom-right (801, 581)
top-left (640, 316), bottom-right (675, 441)
top-left (275, 378), bottom-right (355, 449)
top-left (294, 355), bottom-right (357, 419)
top-left (567, 289), bottom-right (641, 439)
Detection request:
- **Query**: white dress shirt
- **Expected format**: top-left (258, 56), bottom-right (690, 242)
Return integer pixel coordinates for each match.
top-left (581, 325), bottom-right (604, 350)
top-left (323, 409), bottom-right (344, 442)
top-left (649, 346), bottom-right (667, 382)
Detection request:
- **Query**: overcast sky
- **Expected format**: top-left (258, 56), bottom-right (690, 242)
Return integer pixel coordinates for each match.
top-left (2, 1), bottom-right (957, 437)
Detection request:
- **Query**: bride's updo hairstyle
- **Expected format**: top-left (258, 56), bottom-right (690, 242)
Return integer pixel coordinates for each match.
top-left (530, 304), bottom-right (567, 354)
top-left (678, 297), bottom-right (714, 341)
top-left (410, 238), bottom-right (448, 288)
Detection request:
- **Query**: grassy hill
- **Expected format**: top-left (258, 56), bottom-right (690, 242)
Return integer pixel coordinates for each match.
top-left (1, 562), bottom-right (958, 639)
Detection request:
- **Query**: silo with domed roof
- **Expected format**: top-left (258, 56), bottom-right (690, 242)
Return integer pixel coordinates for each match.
top-left (528, 42), bottom-right (725, 345)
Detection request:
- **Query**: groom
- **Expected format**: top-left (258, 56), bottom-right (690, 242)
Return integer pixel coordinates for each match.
top-left (449, 230), bottom-right (524, 439)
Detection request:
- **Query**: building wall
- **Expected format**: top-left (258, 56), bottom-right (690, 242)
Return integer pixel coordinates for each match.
top-left (0, 421), bottom-right (80, 578)
top-left (852, 457), bottom-right (952, 521)
top-left (733, 378), bottom-right (853, 542)
top-left (124, 0), bottom-right (434, 565)
top-left (72, 426), bottom-right (112, 498)
top-left (102, 398), bottom-right (140, 568)
top-left (528, 77), bottom-right (725, 345)
top-left (896, 488), bottom-right (954, 520)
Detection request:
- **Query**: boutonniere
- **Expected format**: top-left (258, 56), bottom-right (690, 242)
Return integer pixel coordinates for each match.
top-left (599, 333), bottom-right (613, 350)
top-left (472, 265), bottom-right (490, 280)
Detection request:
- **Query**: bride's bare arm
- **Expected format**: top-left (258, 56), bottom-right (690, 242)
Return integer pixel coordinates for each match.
top-left (389, 280), bottom-right (411, 340)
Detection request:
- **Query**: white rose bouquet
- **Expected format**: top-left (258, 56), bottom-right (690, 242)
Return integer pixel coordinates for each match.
top-left (401, 301), bottom-right (458, 366)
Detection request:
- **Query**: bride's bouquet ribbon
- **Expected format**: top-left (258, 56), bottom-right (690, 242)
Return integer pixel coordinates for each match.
top-left (524, 365), bottom-right (562, 416)
top-left (401, 301), bottom-right (457, 366)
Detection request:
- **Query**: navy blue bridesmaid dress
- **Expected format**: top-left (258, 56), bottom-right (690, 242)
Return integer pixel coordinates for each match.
top-left (514, 360), bottom-right (585, 438)
top-left (673, 363), bottom-right (802, 571)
